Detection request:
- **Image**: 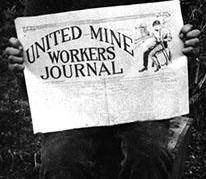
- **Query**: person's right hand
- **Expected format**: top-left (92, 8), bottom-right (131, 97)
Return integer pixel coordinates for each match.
top-left (4, 37), bottom-right (25, 73)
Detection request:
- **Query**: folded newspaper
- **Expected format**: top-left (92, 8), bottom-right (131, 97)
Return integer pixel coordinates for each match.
top-left (15, 0), bottom-right (189, 133)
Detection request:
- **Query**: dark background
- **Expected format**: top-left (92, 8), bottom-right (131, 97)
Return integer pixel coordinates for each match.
top-left (0, 0), bottom-right (206, 178)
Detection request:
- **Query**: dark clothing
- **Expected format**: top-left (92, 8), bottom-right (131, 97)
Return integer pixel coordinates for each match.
top-left (142, 42), bottom-right (159, 69)
top-left (39, 121), bottom-right (173, 179)
top-left (142, 46), bottom-right (155, 69)
top-left (142, 42), bottom-right (169, 69)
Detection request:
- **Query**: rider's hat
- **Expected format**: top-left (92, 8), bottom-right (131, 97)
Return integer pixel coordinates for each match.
top-left (152, 20), bottom-right (161, 27)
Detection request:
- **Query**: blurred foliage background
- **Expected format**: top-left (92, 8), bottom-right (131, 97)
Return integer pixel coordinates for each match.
top-left (0, 0), bottom-right (206, 178)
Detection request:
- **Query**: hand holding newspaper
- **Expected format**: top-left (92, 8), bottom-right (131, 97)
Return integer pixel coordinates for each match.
top-left (15, 0), bottom-right (189, 133)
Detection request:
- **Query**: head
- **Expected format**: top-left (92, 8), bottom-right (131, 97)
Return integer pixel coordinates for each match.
top-left (25, 0), bottom-right (164, 16)
top-left (152, 20), bottom-right (161, 31)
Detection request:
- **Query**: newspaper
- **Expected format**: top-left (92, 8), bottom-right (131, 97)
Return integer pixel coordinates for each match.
top-left (15, 0), bottom-right (189, 133)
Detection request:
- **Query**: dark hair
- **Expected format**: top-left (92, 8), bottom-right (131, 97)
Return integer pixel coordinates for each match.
top-left (152, 20), bottom-right (161, 27)
top-left (24, 0), bottom-right (165, 16)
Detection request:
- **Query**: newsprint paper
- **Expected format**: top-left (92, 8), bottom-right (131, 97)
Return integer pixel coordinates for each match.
top-left (15, 0), bottom-right (189, 133)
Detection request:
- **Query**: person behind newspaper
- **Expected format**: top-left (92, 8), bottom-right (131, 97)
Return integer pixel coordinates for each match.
top-left (139, 20), bottom-right (172, 72)
top-left (4, 0), bottom-right (201, 178)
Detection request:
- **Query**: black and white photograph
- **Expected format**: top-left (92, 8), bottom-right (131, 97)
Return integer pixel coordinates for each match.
top-left (0, 0), bottom-right (206, 178)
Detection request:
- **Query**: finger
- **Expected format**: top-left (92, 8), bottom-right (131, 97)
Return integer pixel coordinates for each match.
top-left (184, 38), bottom-right (200, 47)
top-left (186, 29), bottom-right (201, 39)
top-left (179, 24), bottom-right (193, 39)
top-left (180, 24), bottom-right (193, 34)
top-left (8, 37), bottom-right (22, 49)
top-left (8, 63), bottom-right (25, 72)
top-left (4, 47), bottom-right (22, 57)
top-left (8, 55), bottom-right (24, 64)
top-left (182, 47), bottom-right (199, 57)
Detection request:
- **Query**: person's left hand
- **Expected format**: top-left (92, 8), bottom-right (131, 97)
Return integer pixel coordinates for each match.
top-left (179, 24), bottom-right (201, 58)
